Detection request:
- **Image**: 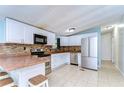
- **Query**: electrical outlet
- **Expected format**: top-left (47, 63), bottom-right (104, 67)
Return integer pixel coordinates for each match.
top-left (24, 47), bottom-right (26, 50)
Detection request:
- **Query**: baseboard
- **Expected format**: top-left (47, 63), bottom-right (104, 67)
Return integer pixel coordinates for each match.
top-left (52, 63), bottom-right (67, 71)
top-left (70, 63), bottom-right (78, 66)
top-left (114, 64), bottom-right (124, 77)
top-left (102, 60), bottom-right (112, 62)
top-left (117, 68), bottom-right (124, 77)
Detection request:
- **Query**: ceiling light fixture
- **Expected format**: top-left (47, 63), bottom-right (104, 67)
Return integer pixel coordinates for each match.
top-left (66, 27), bottom-right (76, 32)
top-left (104, 25), bottom-right (114, 30)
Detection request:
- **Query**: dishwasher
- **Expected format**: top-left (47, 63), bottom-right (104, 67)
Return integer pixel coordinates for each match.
top-left (70, 53), bottom-right (78, 66)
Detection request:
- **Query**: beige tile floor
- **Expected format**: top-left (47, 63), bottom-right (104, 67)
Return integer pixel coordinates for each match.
top-left (47, 61), bottom-right (124, 87)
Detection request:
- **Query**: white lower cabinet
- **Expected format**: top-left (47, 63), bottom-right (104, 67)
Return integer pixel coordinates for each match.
top-left (51, 53), bottom-right (70, 70)
top-left (78, 53), bottom-right (81, 67)
top-left (51, 53), bottom-right (81, 70)
top-left (9, 63), bottom-right (45, 87)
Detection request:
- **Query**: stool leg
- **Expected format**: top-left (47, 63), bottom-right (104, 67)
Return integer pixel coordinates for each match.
top-left (45, 80), bottom-right (49, 87)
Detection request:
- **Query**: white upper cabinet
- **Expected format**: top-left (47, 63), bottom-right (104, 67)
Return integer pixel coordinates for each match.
top-left (60, 37), bottom-right (69, 46)
top-left (6, 18), bottom-right (25, 43)
top-left (59, 35), bottom-right (81, 46)
top-left (5, 18), bottom-right (55, 45)
top-left (24, 25), bottom-right (34, 44)
top-left (68, 35), bottom-right (81, 46)
top-left (47, 32), bottom-right (56, 45)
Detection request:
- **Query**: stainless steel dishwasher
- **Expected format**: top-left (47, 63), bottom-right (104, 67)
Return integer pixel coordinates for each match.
top-left (70, 53), bottom-right (78, 65)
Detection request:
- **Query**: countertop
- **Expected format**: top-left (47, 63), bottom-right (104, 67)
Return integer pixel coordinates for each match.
top-left (0, 51), bottom-right (81, 72)
top-left (49, 49), bottom-right (81, 54)
top-left (51, 51), bottom-right (81, 54)
top-left (0, 55), bottom-right (50, 72)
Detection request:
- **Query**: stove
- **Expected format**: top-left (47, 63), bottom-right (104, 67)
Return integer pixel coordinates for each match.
top-left (31, 50), bottom-right (51, 75)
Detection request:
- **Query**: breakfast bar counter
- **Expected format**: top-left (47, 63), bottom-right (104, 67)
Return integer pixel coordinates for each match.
top-left (0, 55), bottom-right (50, 72)
top-left (0, 55), bottom-right (51, 87)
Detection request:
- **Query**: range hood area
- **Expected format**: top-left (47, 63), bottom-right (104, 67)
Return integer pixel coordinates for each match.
top-left (34, 34), bottom-right (47, 44)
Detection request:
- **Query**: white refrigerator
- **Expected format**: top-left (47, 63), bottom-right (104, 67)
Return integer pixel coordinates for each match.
top-left (81, 36), bottom-right (98, 70)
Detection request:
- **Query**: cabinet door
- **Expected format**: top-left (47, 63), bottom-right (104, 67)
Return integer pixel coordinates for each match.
top-left (47, 33), bottom-right (56, 45)
top-left (68, 36), bottom-right (81, 46)
top-left (6, 18), bottom-right (24, 43)
top-left (51, 53), bottom-right (70, 70)
top-left (61, 53), bottom-right (70, 64)
top-left (51, 54), bottom-right (61, 69)
top-left (24, 25), bottom-right (34, 44)
top-left (60, 37), bottom-right (69, 46)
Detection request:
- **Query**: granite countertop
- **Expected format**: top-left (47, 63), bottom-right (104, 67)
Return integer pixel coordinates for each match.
top-left (0, 55), bottom-right (50, 72)
top-left (50, 49), bottom-right (81, 54)
top-left (50, 51), bottom-right (81, 54)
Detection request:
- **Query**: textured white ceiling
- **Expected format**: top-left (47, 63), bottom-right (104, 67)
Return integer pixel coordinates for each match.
top-left (0, 5), bottom-right (124, 35)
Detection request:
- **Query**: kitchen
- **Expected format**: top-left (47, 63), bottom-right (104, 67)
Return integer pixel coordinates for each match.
top-left (0, 5), bottom-right (124, 87)
top-left (0, 17), bottom-right (99, 87)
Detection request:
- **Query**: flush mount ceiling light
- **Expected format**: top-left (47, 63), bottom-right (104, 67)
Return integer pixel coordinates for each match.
top-left (104, 25), bottom-right (114, 30)
top-left (66, 27), bottom-right (76, 33)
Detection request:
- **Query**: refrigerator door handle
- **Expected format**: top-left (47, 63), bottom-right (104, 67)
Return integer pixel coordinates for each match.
top-left (88, 37), bottom-right (90, 57)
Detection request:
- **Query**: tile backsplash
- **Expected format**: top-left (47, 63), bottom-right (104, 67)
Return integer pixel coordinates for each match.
top-left (0, 43), bottom-right (50, 57)
top-left (0, 43), bottom-right (81, 57)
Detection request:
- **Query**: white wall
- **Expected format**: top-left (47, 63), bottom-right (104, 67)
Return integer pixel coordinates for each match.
top-left (112, 26), bottom-right (124, 76)
top-left (101, 26), bottom-right (124, 76)
top-left (101, 32), bottom-right (112, 61)
top-left (113, 26), bottom-right (119, 68)
top-left (117, 27), bottom-right (124, 75)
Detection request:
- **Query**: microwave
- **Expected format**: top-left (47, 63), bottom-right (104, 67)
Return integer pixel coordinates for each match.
top-left (34, 34), bottom-right (47, 44)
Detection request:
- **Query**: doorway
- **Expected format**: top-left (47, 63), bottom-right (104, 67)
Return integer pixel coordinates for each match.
top-left (101, 32), bottom-right (113, 65)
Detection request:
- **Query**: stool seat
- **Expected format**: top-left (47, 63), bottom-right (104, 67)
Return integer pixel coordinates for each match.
top-left (12, 85), bottom-right (18, 87)
top-left (0, 77), bottom-right (15, 87)
top-left (0, 72), bottom-right (9, 80)
top-left (28, 74), bottom-right (48, 87)
top-left (0, 72), bottom-right (8, 76)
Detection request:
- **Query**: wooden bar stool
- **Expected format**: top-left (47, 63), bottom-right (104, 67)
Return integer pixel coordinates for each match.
top-left (0, 77), bottom-right (15, 87)
top-left (0, 72), bottom-right (9, 80)
top-left (0, 71), bottom-right (15, 87)
top-left (28, 74), bottom-right (48, 87)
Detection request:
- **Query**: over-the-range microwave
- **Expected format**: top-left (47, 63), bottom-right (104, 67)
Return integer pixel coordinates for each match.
top-left (34, 34), bottom-right (47, 44)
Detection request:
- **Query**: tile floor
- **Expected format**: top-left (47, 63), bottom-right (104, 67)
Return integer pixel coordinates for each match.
top-left (47, 61), bottom-right (124, 87)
